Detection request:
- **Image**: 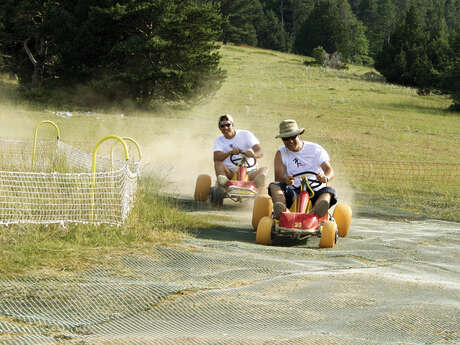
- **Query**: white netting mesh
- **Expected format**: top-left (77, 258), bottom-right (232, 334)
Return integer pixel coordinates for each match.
top-left (0, 138), bottom-right (140, 226)
top-left (0, 218), bottom-right (459, 344)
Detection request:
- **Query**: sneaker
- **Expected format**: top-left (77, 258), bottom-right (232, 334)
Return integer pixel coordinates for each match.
top-left (273, 202), bottom-right (287, 220)
top-left (310, 199), bottom-right (329, 218)
top-left (217, 175), bottom-right (229, 188)
top-left (254, 174), bottom-right (266, 189)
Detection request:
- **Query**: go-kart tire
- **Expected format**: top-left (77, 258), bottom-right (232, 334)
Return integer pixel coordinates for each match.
top-left (333, 203), bottom-right (352, 237)
top-left (194, 174), bottom-right (211, 201)
top-left (252, 195), bottom-right (273, 230)
top-left (320, 221), bottom-right (337, 248)
top-left (210, 186), bottom-right (225, 207)
top-left (256, 216), bottom-right (273, 245)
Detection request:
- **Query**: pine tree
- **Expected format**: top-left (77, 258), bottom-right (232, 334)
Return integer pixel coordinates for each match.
top-left (375, 4), bottom-right (454, 94)
top-left (0, 0), bottom-right (225, 105)
top-left (375, 6), bottom-right (428, 86)
top-left (257, 9), bottom-right (290, 51)
top-left (294, 0), bottom-right (368, 61)
top-left (221, 0), bottom-right (264, 46)
top-left (440, 26), bottom-right (460, 110)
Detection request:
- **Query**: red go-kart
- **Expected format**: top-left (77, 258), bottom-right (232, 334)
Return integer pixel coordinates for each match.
top-left (252, 171), bottom-right (352, 248)
top-left (194, 154), bottom-right (259, 207)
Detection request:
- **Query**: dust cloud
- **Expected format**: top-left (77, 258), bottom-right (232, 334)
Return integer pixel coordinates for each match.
top-left (0, 100), bottom-right (355, 210)
top-left (137, 111), bottom-right (274, 199)
top-left (137, 112), bottom-right (355, 212)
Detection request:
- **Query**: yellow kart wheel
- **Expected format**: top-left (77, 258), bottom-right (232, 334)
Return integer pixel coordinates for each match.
top-left (194, 174), bottom-right (211, 201)
top-left (256, 216), bottom-right (273, 245)
top-left (333, 203), bottom-right (352, 237)
top-left (320, 221), bottom-right (337, 248)
top-left (252, 195), bottom-right (273, 230)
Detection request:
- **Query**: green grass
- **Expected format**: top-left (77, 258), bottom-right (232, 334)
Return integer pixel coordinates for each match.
top-left (0, 43), bottom-right (459, 274)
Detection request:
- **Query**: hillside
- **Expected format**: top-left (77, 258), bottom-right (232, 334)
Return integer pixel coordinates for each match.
top-left (1, 44), bottom-right (459, 220)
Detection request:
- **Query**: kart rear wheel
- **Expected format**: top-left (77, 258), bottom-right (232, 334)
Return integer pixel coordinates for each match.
top-left (256, 216), bottom-right (273, 245)
top-left (194, 174), bottom-right (211, 201)
top-left (333, 203), bottom-right (352, 237)
top-left (210, 186), bottom-right (225, 207)
top-left (320, 221), bottom-right (337, 248)
top-left (252, 195), bottom-right (273, 230)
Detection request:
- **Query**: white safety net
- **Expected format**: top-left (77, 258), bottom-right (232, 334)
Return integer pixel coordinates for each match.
top-left (0, 138), bottom-right (140, 226)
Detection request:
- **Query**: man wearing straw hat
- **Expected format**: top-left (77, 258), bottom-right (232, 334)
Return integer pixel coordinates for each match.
top-left (214, 114), bottom-right (268, 188)
top-left (269, 119), bottom-right (337, 219)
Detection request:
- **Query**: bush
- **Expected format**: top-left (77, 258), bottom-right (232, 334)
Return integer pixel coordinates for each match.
top-left (312, 46), bottom-right (327, 65)
top-left (354, 55), bottom-right (374, 66)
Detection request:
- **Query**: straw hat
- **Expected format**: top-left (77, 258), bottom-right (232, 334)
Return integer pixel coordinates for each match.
top-left (275, 119), bottom-right (305, 138)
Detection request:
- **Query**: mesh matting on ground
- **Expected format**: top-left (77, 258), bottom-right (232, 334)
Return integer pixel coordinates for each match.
top-left (0, 216), bottom-right (459, 344)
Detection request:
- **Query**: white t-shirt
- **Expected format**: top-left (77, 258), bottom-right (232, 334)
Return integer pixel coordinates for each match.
top-left (279, 141), bottom-right (330, 188)
top-left (213, 129), bottom-right (259, 171)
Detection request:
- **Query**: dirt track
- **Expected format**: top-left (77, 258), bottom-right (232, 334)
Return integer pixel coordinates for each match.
top-left (0, 201), bottom-right (459, 344)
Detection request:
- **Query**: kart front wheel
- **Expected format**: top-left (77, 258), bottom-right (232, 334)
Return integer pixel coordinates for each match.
top-left (320, 221), bottom-right (337, 248)
top-left (194, 174), bottom-right (211, 201)
top-left (256, 216), bottom-right (273, 245)
top-left (252, 195), bottom-right (273, 230)
top-left (333, 203), bottom-right (352, 237)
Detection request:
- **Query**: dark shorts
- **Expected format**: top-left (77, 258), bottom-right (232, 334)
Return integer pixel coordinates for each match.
top-left (268, 182), bottom-right (337, 209)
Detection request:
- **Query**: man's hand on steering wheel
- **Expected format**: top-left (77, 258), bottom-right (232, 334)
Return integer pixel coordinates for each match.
top-left (285, 175), bottom-right (295, 186)
top-left (292, 171), bottom-right (323, 189)
top-left (244, 148), bottom-right (255, 158)
top-left (230, 147), bottom-right (242, 155)
top-left (316, 173), bottom-right (328, 183)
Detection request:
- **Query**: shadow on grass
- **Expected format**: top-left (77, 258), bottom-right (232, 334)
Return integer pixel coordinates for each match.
top-left (382, 102), bottom-right (456, 117)
top-left (171, 195), bottom-right (256, 243)
top-left (194, 224), bottom-right (256, 244)
top-left (172, 195), bottom-right (320, 248)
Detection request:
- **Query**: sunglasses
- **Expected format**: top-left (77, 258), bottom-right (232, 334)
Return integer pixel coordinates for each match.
top-left (219, 122), bottom-right (232, 128)
top-left (282, 135), bottom-right (298, 141)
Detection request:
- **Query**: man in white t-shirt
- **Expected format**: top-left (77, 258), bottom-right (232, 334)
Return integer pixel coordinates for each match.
top-left (269, 119), bottom-right (337, 219)
top-left (214, 114), bottom-right (268, 188)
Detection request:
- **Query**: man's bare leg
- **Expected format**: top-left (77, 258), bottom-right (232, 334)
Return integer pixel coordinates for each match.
top-left (248, 167), bottom-right (268, 190)
top-left (310, 193), bottom-right (331, 217)
top-left (214, 161), bottom-right (235, 187)
top-left (269, 183), bottom-right (287, 219)
top-left (214, 161), bottom-right (234, 179)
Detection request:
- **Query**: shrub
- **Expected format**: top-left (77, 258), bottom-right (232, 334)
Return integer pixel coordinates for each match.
top-left (312, 46), bottom-right (327, 65)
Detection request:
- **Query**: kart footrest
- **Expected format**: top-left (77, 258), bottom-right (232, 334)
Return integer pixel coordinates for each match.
top-left (226, 180), bottom-right (257, 192)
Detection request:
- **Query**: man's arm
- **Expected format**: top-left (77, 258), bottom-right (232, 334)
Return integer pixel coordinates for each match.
top-left (214, 147), bottom-right (241, 162)
top-left (246, 144), bottom-right (263, 159)
top-left (274, 150), bottom-right (293, 184)
top-left (317, 161), bottom-right (334, 183)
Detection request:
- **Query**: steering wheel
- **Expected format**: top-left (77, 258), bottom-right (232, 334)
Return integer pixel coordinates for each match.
top-left (230, 153), bottom-right (256, 168)
top-left (292, 170), bottom-right (323, 189)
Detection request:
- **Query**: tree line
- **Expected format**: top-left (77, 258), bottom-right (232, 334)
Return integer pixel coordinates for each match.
top-left (212, 0), bottom-right (458, 109)
top-left (0, 0), bottom-right (458, 109)
top-left (0, 0), bottom-right (225, 107)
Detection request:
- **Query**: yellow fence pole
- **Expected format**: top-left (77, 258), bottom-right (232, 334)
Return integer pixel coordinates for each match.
top-left (110, 137), bottom-right (142, 169)
top-left (32, 120), bottom-right (61, 170)
top-left (91, 135), bottom-right (129, 223)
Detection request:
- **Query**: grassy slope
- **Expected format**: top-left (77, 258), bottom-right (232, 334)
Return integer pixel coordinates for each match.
top-left (0, 44), bottom-right (459, 275)
top-left (206, 46), bottom-right (459, 220)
